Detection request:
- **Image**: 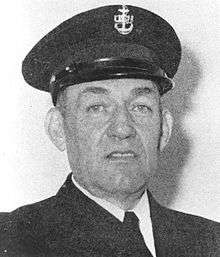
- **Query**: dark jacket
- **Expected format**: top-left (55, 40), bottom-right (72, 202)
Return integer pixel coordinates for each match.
top-left (0, 173), bottom-right (219, 257)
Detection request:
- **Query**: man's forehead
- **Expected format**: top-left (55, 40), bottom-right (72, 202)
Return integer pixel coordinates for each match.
top-left (65, 79), bottom-right (159, 99)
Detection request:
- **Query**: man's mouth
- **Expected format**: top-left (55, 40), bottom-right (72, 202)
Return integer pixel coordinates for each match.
top-left (106, 150), bottom-right (138, 161)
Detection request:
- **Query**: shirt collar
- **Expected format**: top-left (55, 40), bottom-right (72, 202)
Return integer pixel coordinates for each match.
top-left (132, 189), bottom-right (151, 223)
top-left (71, 174), bottom-right (150, 222)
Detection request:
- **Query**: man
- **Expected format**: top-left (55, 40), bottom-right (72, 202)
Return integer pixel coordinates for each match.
top-left (0, 4), bottom-right (219, 257)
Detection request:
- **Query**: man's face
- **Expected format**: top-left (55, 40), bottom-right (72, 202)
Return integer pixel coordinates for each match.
top-left (60, 79), bottom-right (163, 197)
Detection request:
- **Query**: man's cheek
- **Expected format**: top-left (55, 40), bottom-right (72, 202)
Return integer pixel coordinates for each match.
top-left (79, 123), bottom-right (104, 143)
top-left (77, 131), bottom-right (96, 155)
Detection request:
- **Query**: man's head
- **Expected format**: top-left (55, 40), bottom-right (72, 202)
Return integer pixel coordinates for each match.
top-left (22, 4), bottom-right (181, 201)
top-left (45, 78), bottom-right (173, 198)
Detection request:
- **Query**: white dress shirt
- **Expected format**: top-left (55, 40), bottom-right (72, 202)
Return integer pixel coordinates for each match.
top-left (72, 175), bottom-right (156, 256)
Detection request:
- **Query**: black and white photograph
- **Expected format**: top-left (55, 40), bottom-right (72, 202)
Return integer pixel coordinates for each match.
top-left (0, 1), bottom-right (219, 256)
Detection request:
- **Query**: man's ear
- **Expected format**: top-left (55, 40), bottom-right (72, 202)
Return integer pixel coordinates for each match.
top-left (159, 108), bottom-right (173, 151)
top-left (44, 108), bottom-right (66, 151)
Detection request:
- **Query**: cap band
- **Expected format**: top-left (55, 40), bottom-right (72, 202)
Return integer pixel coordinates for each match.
top-left (50, 57), bottom-right (174, 105)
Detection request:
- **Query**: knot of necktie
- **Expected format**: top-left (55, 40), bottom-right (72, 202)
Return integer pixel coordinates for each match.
top-left (123, 211), bottom-right (140, 232)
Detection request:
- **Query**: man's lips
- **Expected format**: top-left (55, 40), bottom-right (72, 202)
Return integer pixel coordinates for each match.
top-left (105, 150), bottom-right (138, 161)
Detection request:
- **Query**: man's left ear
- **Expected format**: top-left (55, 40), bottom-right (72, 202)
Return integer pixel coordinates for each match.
top-left (159, 108), bottom-right (173, 151)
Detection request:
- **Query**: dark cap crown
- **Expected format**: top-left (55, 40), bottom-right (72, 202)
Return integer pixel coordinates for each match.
top-left (22, 5), bottom-right (181, 104)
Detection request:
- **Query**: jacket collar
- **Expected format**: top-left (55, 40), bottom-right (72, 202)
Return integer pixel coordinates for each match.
top-left (55, 173), bottom-right (216, 257)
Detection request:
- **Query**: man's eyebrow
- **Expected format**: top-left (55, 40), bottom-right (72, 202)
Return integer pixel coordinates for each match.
top-left (131, 86), bottom-right (156, 97)
top-left (81, 86), bottom-right (109, 95)
top-left (79, 85), bottom-right (156, 97)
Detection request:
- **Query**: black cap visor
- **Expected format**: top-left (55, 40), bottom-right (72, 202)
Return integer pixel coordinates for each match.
top-left (50, 57), bottom-right (174, 105)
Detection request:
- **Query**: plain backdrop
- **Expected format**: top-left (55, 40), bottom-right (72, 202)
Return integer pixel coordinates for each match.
top-left (0, 0), bottom-right (219, 222)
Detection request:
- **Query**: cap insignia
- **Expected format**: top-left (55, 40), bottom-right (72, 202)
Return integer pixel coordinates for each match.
top-left (114, 5), bottom-right (134, 35)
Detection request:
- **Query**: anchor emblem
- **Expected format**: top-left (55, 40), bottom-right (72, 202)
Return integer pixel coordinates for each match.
top-left (114, 5), bottom-right (134, 35)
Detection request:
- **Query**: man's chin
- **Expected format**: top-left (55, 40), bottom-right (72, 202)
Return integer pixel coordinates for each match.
top-left (99, 179), bottom-right (147, 197)
top-left (98, 169), bottom-right (148, 194)
top-left (107, 161), bottom-right (148, 178)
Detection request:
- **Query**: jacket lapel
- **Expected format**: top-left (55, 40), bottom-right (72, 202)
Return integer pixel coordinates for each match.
top-left (44, 173), bottom-right (129, 256)
top-left (148, 191), bottom-right (217, 257)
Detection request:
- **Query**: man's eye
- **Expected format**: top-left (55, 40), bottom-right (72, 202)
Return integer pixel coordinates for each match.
top-left (87, 104), bottom-right (105, 113)
top-left (132, 104), bottom-right (151, 113)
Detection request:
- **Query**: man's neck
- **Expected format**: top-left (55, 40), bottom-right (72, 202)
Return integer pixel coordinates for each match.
top-left (72, 174), bottom-right (146, 211)
top-left (99, 189), bottom-right (145, 211)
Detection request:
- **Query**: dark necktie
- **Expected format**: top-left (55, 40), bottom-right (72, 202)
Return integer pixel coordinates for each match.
top-left (122, 211), bottom-right (154, 257)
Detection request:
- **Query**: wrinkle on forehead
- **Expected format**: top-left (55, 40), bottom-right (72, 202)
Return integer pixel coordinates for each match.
top-left (58, 78), bottom-right (160, 113)
top-left (80, 79), bottom-right (158, 100)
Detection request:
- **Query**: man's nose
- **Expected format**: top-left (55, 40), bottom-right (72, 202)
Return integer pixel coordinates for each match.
top-left (107, 106), bottom-right (136, 140)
